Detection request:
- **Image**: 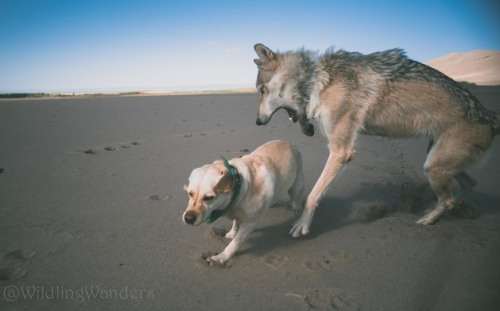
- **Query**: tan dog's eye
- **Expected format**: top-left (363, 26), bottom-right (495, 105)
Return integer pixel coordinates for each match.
top-left (203, 195), bottom-right (215, 201)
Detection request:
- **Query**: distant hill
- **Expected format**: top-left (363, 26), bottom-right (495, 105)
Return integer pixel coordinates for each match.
top-left (426, 50), bottom-right (500, 86)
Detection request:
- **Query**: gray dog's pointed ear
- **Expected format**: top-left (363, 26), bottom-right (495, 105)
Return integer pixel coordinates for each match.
top-left (254, 43), bottom-right (275, 67)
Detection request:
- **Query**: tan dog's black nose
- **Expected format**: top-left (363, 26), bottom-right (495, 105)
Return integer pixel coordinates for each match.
top-left (184, 211), bottom-right (198, 225)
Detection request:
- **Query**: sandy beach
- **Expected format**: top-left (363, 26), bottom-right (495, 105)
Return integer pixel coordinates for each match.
top-left (1, 88), bottom-right (499, 310)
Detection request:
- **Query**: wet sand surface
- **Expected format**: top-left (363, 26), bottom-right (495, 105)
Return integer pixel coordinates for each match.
top-left (1, 88), bottom-right (499, 310)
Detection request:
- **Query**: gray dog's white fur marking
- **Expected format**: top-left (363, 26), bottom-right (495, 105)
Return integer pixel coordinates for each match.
top-left (254, 43), bottom-right (500, 237)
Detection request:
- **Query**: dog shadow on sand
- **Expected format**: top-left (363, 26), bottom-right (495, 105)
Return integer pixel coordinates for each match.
top-left (226, 179), bottom-right (496, 260)
top-left (202, 175), bottom-right (498, 269)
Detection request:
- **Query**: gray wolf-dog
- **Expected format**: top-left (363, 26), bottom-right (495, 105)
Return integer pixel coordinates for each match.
top-left (253, 43), bottom-right (500, 237)
top-left (182, 140), bottom-right (304, 264)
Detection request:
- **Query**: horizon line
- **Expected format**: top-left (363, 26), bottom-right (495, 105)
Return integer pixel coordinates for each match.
top-left (0, 83), bottom-right (256, 95)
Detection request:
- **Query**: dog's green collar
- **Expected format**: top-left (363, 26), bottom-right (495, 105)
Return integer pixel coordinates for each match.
top-left (205, 155), bottom-right (242, 224)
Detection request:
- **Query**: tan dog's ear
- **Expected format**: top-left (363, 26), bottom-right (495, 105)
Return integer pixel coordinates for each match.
top-left (214, 169), bottom-right (234, 194)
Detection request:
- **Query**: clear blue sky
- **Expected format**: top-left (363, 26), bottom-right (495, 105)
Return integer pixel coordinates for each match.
top-left (1, 0), bottom-right (499, 93)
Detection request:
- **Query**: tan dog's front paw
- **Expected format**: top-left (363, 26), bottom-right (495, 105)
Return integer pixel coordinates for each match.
top-left (225, 220), bottom-right (239, 240)
top-left (207, 253), bottom-right (230, 267)
top-left (225, 229), bottom-right (237, 240)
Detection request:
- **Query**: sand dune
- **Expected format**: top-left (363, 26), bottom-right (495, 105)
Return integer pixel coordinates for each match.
top-left (426, 50), bottom-right (500, 85)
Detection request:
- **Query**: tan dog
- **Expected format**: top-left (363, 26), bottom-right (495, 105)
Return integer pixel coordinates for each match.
top-left (253, 44), bottom-right (499, 237)
top-left (182, 140), bottom-right (304, 265)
